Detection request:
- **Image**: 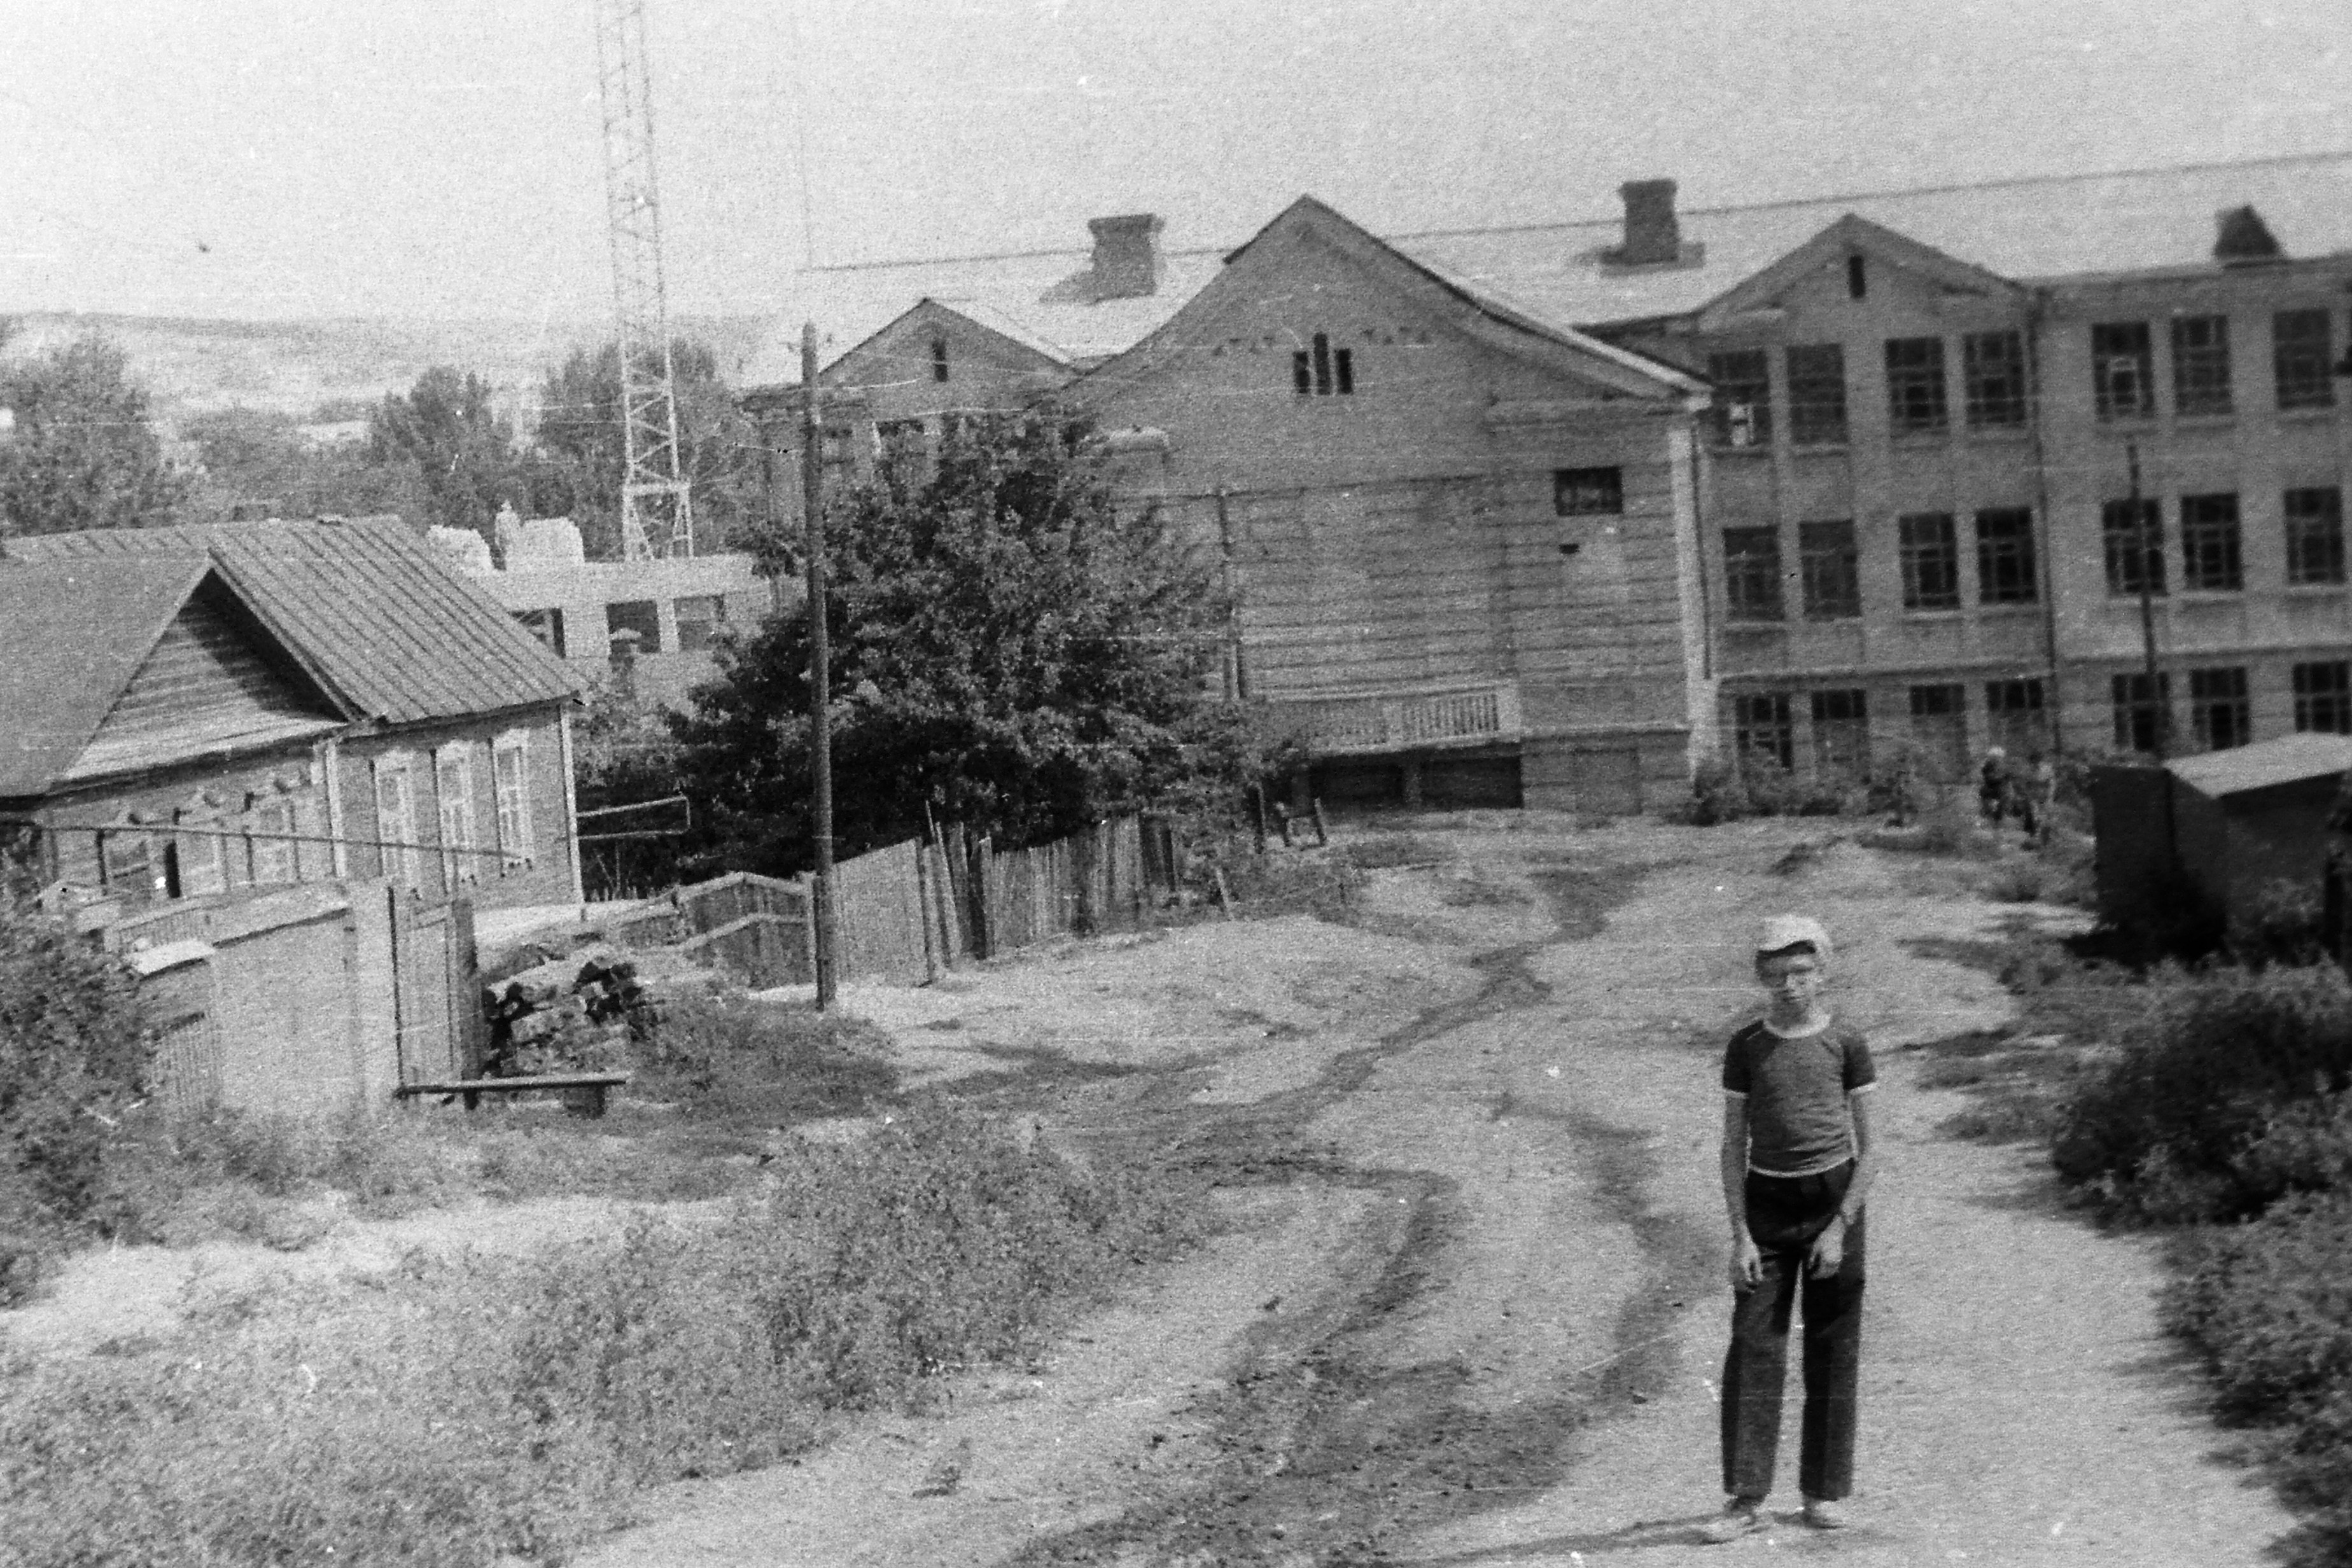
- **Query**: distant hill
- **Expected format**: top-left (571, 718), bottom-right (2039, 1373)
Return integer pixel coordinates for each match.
top-left (3, 310), bottom-right (780, 428)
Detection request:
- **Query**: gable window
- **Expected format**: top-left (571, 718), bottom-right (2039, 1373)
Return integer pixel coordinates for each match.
top-left (1553, 467), bottom-right (1623, 515)
top-left (674, 594), bottom-right (729, 652)
top-left (2295, 661), bottom-right (2352, 734)
top-left (2092, 321), bottom-right (2156, 421)
top-left (1722, 526), bottom-right (1784, 622)
top-left (1974, 508), bottom-right (2038, 604)
top-left (1292, 332), bottom-right (1354, 397)
top-left (1963, 330), bottom-right (2029, 428)
top-left (2101, 498), bottom-right (2166, 596)
top-left (1810, 689), bottom-right (1870, 777)
top-left (2188, 667), bottom-right (2251, 750)
top-left (373, 754), bottom-right (421, 890)
top-left (1846, 255), bottom-right (1867, 300)
top-left (2179, 493), bottom-right (2243, 591)
top-left (606, 599), bottom-right (662, 664)
top-left (2111, 672), bottom-right (2171, 754)
top-left (1986, 678), bottom-right (2048, 757)
top-left (2171, 315), bottom-right (2234, 417)
top-left (1798, 519), bottom-right (1860, 620)
top-left (2286, 487), bottom-right (2346, 585)
top-left (493, 731), bottom-right (534, 870)
top-left (1786, 344), bottom-right (1848, 445)
top-left (1707, 349), bottom-right (1772, 447)
top-left (1884, 337), bottom-right (1949, 435)
top-left (1898, 513), bottom-right (1961, 610)
top-left (2274, 309), bottom-right (2335, 410)
top-left (436, 744), bottom-right (480, 887)
top-left (930, 335), bottom-right (950, 383)
top-left (1733, 692), bottom-right (1795, 771)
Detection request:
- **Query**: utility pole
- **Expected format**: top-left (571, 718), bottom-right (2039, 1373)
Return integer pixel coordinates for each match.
top-left (2128, 440), bottom-right (2167, 757)
top-left (801, 322), bottom-right (837, 1007)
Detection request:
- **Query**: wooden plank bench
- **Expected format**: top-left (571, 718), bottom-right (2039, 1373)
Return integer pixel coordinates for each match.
top-left (395, 1072), bottom-right (630, 1118)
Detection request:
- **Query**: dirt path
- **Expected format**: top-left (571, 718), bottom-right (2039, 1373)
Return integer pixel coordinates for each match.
top-left (572, 816), bottom-right (2299, 1567)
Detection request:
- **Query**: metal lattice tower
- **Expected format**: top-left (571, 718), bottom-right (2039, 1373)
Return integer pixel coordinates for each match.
top-left (594, 0), bottom-right (694, 559)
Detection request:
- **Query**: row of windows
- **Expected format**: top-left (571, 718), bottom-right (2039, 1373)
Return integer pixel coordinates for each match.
top-left (512, 594), bottom-right (730, 664)
top-left (368, 736), bottom-right (536, 893)
top-left (1723, 509), bottom-right (2039, 621)
top-left (2098, 488), bottom-right (2346, 596)
top-left (2108, 662), bottom-right (2352, 753)
top-left (1706, 309), bottom-right (2339, 449)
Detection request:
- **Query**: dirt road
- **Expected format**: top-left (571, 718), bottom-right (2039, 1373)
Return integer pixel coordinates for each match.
top-left (575, 815), bottom-right (2296, 1567)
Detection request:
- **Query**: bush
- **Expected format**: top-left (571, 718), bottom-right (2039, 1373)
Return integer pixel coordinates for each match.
top-left (2233, 879), bottom-right (2329, 969)
top-left (634, 987), bottom-right (896, 1129)
top-left (2052, 964), bottom-right (2352, 1221)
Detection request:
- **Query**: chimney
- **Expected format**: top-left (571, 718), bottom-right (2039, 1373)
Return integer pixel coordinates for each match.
top-left (1089, 213), bottom-right (1165, 299)
top-left (1613, 179), bottom-right (1681, 267)
top-left (2213, 204), bottom-right (2283, 264)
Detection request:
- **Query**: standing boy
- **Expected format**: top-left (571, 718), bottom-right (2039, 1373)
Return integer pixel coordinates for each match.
top-left (1703, 915), bottom-right (1879, 1543)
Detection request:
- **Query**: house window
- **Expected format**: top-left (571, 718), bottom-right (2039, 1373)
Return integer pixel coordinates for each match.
top-left (1733, 692), bottom-right (1795, 771)
top-left (515, 607), bottom-right (566, 659)
top-left (606, 599), bottom-right (662, 663)
top-left (1963, 330), bottom-right (2029, 428)
top-left (374, 754), bottom-right (421, 890)
top-left (2101, 498), bottom-right (2166, 596)
top-left (1908, 683), bottom-right (1970, 780)
top-left (2274, 309), bottom-right (2336, 411)
top-left (2092, 321), bottom-right (2156, 421)
top-left (2294, 661), bottom-right (2352, 734)
top-left (2110, 672), bottom-right (2171, 754)
top-left (2188, 667), bottom-right (2251, 751)
top-left (2171, 315), bottom-right (2234, 417)
top-left (493, 731), bottom-right (533, 869)
top-left (1898, 513), bottom-right (1961, 611)
top-left (99, 829), bottom-right (158, 905)
top-left (1786, 344), bottom-right (1848, 446)
top-left (1974, 508), bottom-right (2038, 604)
top-left (436, 744), bottom-right (480, 887)
top-left (1707, 350), bottom-right (1772, 447)
top-left (1722, 526), bottom-right (1784, 622)
top-left (249, 797), bottom-right (297, 885)
top-left (1292, 332), bottom-right (1354, 396)
top-left (1553, 467), bottom-right (1623, 515)
top-left (1798, 519), bottom-right (1861, 620)
top-left (674, 594), bottom-right (728, 652)
top-left (876, 418), bottom-right (928, 473)
top-left (1986, 677), bottom-right (2048, 758)
top-left (930, 335), bottom-right (950, 383)
top-left (1810, 689), bottom-right (1870, 777)
top-left (172, 809), bottom-right (228, 899)
top-left (2285, 487), bottom-right (2346, 585)
top-left (1884, 337), bottom-right (1949, 435)
top-left (2178, 493), bottom-right (2243, 591)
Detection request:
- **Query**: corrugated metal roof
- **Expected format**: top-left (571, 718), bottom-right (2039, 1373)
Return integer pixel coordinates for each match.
top-left (738, 152), bottom-right (2352, 389)
top-left (4, 518), bottom-right (582, 727)
top-left (0, 556), bottom-right (211, 799)
top-left (2169, 732), bottom-right (2352, 798)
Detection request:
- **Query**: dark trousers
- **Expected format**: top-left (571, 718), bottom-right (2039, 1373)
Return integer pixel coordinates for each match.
top-left (1721, 1161), bottom-right (1865, 1502)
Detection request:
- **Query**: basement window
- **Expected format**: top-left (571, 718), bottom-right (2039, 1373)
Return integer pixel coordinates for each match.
top-left (1553, 466), bottom-right (1623, 515)
top-left (1291, 333), bottom-right (1355, 396)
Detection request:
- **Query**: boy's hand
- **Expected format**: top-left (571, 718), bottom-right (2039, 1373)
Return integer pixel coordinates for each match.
top-left (1729, 1231), bottom-right (1762, 1291)
top-left (1807, 1219), bottom-right (1845, 1279)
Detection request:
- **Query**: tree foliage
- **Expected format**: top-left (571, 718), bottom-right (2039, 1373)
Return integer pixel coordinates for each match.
top-left (179, 405), bottom-right (431, 524)
top-left (365, 366), bottom-right (531, 539)
top-left (0, 327), bottom-right (184, 536)
top-left (672, 414), bottom-right (1257, 874)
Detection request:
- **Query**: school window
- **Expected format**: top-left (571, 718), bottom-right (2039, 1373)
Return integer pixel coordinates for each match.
top-left (1884, 337), bottom-right (1949, 435)
top-left (2273, 309), bottom-right (2336, 411)
top-left (1707, 349), bottom-right (1772, 447)
top-left (249, 797), bottom-right (297, 885)
top-left (606, 599), bottom-right (662, 663)
top-left (1733, 692), bottom-right (1795, 771)
top-left (1798, 519), bottom-right (1861, 620)
top-left (2110, 672), bottom-right (2171, 754)
top-left (493, 731), bottom-right (533, 869)
top-left (2188, 667), bottom-right (2251, 751)
top-left (1553, 467), bottom-right (1623, 516)
top-left (436, 744), bottom-right (480, 886)
top-left (2101, 499), bottom-right (2166, 596)
top-left (2293, 661), bottom-right (2352, 734)
top-left (1898, 513), bottom-right (1961, 611)
top-left (673, 594), bottom-right (729, 653)
top-left (929, 335), bottom-right (950, 383)
top-left (1786, 344), bottom-right (1848, 446)
top-left (1810, 689), bottom-right (1871, 777)
top-left (514, 607), bottom-right (566, 659)
top-left (2092, 321), bottom-right (2156, 421)
top-left (2178, 493), bottom-right (2243, 592)
top-left (373, 755), bottom-right (420, 890)
top-left (1963, 330), bottom-right (2029, 428)
top-left (1291, 332), bottom-right (1354, 397)
top-left (1974, 508), bottom-right (2038, 604)
top-left (1721, 526), bottom-right (1784, 622)
top-left (2170, 315), bottom-right (2234, 417)
top-left (1986, 677), bottom-right (2048, 757)
top-left (1908, 684), bottom-right (1970, 780)
top-left (2285, 487), bottom-right (2346, 585)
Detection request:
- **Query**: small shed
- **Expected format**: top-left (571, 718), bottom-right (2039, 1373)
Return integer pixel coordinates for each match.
top-left (2092, 733), bottom-right (2352, 933)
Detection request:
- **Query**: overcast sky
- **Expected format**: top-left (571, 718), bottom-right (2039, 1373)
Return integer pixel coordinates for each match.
top-left (4, 0), bottom-right (2345, 323)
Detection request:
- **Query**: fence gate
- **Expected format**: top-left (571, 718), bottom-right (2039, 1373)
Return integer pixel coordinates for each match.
top-left (392, 893), bottom-right (481, 1084)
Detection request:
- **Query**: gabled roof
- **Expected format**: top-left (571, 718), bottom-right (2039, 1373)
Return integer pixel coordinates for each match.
top-left (3, 517), bottom-right (581, 729)
top-left (1695, 214), bottom-right (2021, 329)
top-left (2168, 732), bottom-right (2352, 799)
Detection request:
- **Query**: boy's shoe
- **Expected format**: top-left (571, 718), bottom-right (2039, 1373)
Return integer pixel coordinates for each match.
top-left (1700, 1498), bottom-right (1767, 1543)
top-left (1802, 1497), bottom-right (1849, 1530)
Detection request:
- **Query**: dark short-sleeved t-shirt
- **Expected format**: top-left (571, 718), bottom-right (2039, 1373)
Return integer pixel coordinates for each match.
top-left (1722, 1019), bottom-right (1877, 1176)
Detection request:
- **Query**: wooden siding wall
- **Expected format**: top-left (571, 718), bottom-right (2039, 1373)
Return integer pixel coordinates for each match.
top-left (76, 590), bottom-right (335, 774)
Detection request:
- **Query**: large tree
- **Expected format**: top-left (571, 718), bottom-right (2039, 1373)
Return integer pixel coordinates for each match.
top-left (671, 413), bottom-right (1257, 874)
top-left (0, 327), bottom-right (183, 536)
top-left (179, 405), bottom-right (431, 524)
top-left (366, 366), bottom-right (527, 540)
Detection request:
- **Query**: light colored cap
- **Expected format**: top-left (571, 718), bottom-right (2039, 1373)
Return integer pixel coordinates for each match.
top-left (1756, 914), bottom-right (1833, 960)
top-left (1985, 745), bottom-right (2006, 759)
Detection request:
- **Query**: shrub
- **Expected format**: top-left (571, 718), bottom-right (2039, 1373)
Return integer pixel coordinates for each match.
top-left (2232, 878), bottom-right (2329, 969)
top-left (634, 988), bottom-right (896, 1129)
top-left (1676, 755), bottom-right (1747, 825)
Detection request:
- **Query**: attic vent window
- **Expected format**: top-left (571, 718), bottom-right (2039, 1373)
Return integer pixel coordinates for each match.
top-left (1291, 333), bottom-right (1354, 396)
top-left (1846, 255), bottom-right (1866, 300)
top-left (930, 337), bottom-right (950, 382)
